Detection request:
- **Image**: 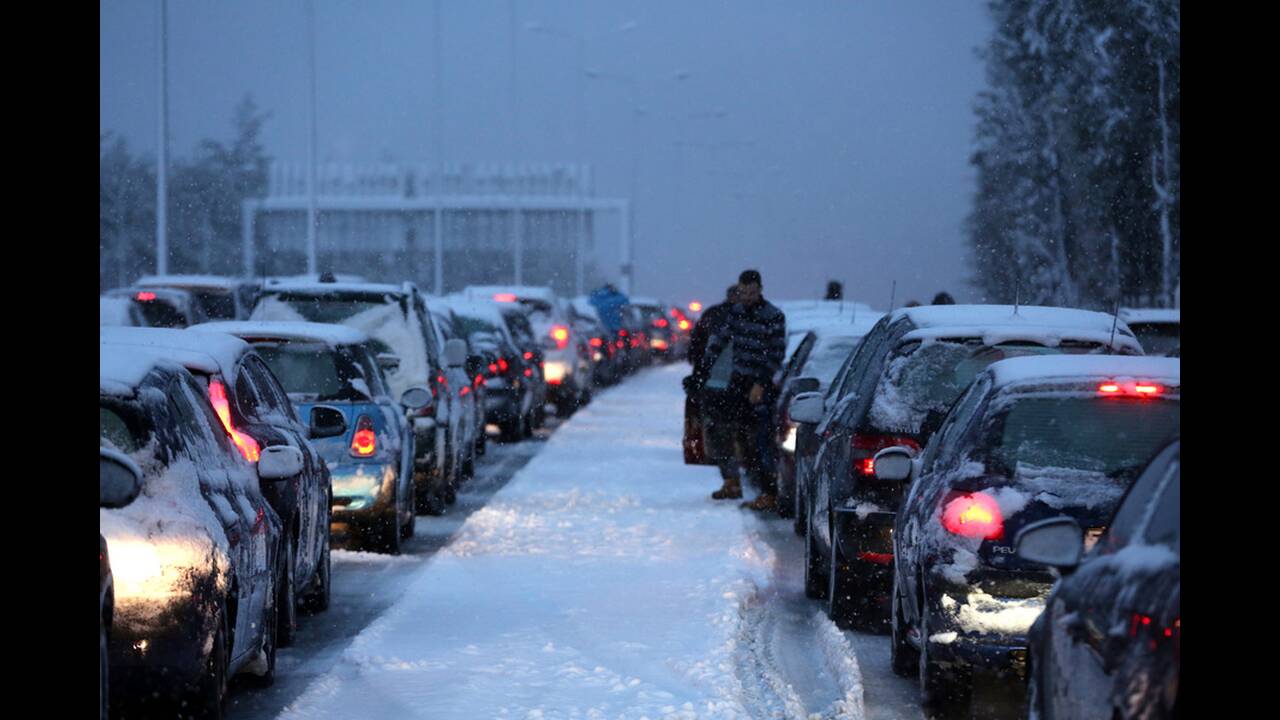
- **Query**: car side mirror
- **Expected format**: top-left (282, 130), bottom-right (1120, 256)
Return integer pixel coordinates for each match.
top-left (1015, 517), bottom-right (1085, 571)
top-left (789, 391), bottom-right (825, 424)
top-left (872, 446), bottom-right (914, 482)
top-left (258, 445), bottom-right (304, 480)
top-left (309, 405), bottom-right (347, 439)
top-left (100, 448), bottom-right (143, 508)
top-left (445, 338), bottom-right (467, 368)
top-left (793, 376), bottom-right (820, 395)
top-left (376, 352), bottom-right (402, 371)
top-left (400, 386), bottom-right (433, 411)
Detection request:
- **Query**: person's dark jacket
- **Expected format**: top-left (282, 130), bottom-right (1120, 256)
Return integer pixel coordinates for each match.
top-left (688, 300), bottom-right (734, 371)
top-left (700, 298), bottom-right (786, 387)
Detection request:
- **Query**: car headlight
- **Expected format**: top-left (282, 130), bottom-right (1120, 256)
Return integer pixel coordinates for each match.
top-left (543, 361), bottom-right (569, 383)
top-left (781, 424), bottom-right (798, 453)
top-left (108, 538), bottom-right (211, 601)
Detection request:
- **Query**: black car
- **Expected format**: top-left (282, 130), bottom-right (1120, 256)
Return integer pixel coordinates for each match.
top-left (100, 448), bottom-right (145, 720)
top-left (442, 298), bottom-right (545, 442)
top-left (885, 355), bottom-right (1180, 712)
top-left (103, 325), bottom-right (336, 644)
top-left (100, 346), bottom-right (296, 715)
top-left (793, 305), bottom-right (1143, 630)
top-left (1018, 439), bottom-right (1180, 720)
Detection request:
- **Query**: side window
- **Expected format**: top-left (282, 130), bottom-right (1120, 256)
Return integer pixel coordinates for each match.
top-left (352, 345), bottom-right (390, 398)
top-left (414, 296), bottom-right (442, 365)
top-left (1098, 444), bottom-right (1177, 554)
top-left (167, 376), bottom-right (225, 464)
top-left (1139, 461), bottom-right (1179, 550)
top-left (244, 356), bottom-right (299, 424)
top-left (233, 364), bottom-right (265, 422)
top-left (921, 376), bottom-right (990, 472)
top-left (787, 333), bottom-right (817, 379)
top-left (834, 319), bottom-right (898, 400)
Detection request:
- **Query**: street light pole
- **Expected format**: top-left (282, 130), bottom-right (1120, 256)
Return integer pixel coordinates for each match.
top-left (305, 0), bottom-right (318, 276)
top-left (155, 0), bottom-right (168, 275)
top-left (432, 0), bottom-right (444, 295)
top-left (509, 0), bottom-right (522, 286)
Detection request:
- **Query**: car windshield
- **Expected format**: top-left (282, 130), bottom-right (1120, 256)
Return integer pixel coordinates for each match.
top-left (254, 342), bottom-right (375, 402)
top-left (1129, 322), bottom-right (1180, 356)
top-left (133, 298), bottom-right (188, 328)
top-left (869, 341), bottom-right (1083, 433)
top-left (991, 396), bottom-right (1181, 479)
top-left (454, 314), bottom-right (500, 338)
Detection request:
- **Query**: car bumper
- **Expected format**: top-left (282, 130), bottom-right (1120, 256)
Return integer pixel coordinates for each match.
top-left (922, 587), bottom-right (1041, 679)
top-left (109, 593), bottom-right (217, 699)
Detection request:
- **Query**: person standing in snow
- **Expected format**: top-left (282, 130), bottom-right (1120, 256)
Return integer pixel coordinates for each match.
top-left (588, 283), bottom-right (629, 335)
top-left (686, 284), bottom-right (747, 498)
top-left (698, 270), bottom-right (786, 511)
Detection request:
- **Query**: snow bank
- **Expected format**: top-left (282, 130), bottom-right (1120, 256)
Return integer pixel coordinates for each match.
top-left (276, 366), bottom-right (864, 720)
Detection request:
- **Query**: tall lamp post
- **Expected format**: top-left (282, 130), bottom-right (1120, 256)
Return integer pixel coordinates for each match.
top-left (155, 0), bottom-right (169, 275)
top-left (305, 0), bottom-right (318, 276)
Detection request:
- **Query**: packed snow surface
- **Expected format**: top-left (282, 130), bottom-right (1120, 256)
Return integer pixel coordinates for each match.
top-left (276, 366), bottom-right (865, 720)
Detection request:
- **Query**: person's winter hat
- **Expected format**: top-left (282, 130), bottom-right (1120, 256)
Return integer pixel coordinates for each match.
top-left (739, 269), bottom-right (762, 286)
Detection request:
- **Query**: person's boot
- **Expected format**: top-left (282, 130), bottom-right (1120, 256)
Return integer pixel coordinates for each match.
top-left (742, 494), bottom-right (777, 511)
top-left (711, 478), bottom-right (742, 500)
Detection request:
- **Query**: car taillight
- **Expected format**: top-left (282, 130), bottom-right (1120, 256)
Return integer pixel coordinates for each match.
top-left (135, 291), bottom-right (157, 302)
top-left (1098, 380), bottom-right (1166, 397)
top-left (941, 491), bottom-right (1004, 540)
top-left (523, 351), bottom-right (534, 361)
top-left (678, 319), bottom-right (690, 330)
top-left (849, 433), bottom-right (920, 478)
top-left (350, 415), bottom-right (377, 458)
top-left (590, 337), bottom-right (603, 348)
top-left (493, 293), bottom-right (517, 302)
top-left (550, 325), bottom-right (570, 350)
top-left (208, 380), bottom-right (260, 462)
top-left (498, 358), bottom-right (510, 373)
top-left (653, 318), bottom-right (669, 328)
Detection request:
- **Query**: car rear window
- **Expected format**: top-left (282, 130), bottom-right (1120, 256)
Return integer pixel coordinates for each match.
top-left (1128, 322), bottom-right (1180, 356)
top-left (254, 342), bottom-right (374, 402)
top-left (870, 342), bottom-right (1073, 432)
top-left (800, 336), bottom-right (862, 391)
top-left (189, 289), bottom-right (237, 320)
top-left (992, 396), bottom-right (1180, 479)
top-left (134, 298), bottom-right (188, 328)
top-left (256, 292), bottom-right (398, 324)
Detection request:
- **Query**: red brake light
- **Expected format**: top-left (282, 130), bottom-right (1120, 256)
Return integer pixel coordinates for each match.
top-left (941, 492), bottom-right (1004, 540)
top-left (493, 293), bottom-right (517, 302)
top-left (208, 380), bottom-right (260, 462)
top-left (678, 319), bottom-right (691, 330)
top-left (1098, 380), bottom-right (1165, 397)
top-left (689, 301), bottom-right (702, 312)
top-left (618, 329), bottom-right (629, 337)
top-left (350, 415), bottom-right (376, 457)
top-left (523, 351), bottom-right (534, 361)
top-left (1134, 383), bottom-right (1162, 396)
top-left (651, 338), bottom-right (669, 350)
top-left (135, 291), bottom-right (157, 302)
top-left (524, 368), bottom-right (533, 377)
top-left (589, 337), bottom-right (603, 348)
top-left (551, 325), bottom-right (570, 350)
top-left (1099, 383), bottom-right (1121, 394)
top-left (498, 358), bottom-right (509, 373)
top-left (653, 318), bottom-right (669, 328)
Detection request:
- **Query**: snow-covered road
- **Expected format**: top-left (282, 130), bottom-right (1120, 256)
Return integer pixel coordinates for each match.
top-left (272, 366), bottom-right (871, 719)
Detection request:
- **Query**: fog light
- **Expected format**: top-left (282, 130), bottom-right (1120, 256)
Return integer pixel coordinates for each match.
top-left (133, 639), bottom-right (149, 656)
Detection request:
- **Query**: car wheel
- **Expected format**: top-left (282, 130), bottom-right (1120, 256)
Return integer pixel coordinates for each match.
top-left (919, 596), bottom-right (971, 712)
top-left (500, 417), bottom-right (522, 443)
top-left (189, 601), bottom-right (229, 719)
top-left (890, 574), bottom-right (919, 677)
top-left (1026, 655), bottom-right (1044, 720)
top-left (276, 538), bottom-right (297, 647)
top-left (793, 483), bottom-right (807, 536)
top-left (523, 411), bottom-right (535, 437)
top-left (100, 623), bottom-right (109, 720)
top-left (462, 453), bottom-right (476, 481)
top-left (402, 484), bottom-right (417, 539)
top-left (804, 497), bottom-right (828, 599)
top-left (370, 510), bottom-right (402, 555)
top-left (475, 431), bottom-right (487, 457)
top-left (421, 478), bottom-right (447, 517)
top-left (302, 530), bottom-right (331, 613)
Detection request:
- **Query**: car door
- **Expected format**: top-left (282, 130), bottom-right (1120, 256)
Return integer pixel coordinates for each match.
top-left (168, 374), bottom-right (269, 665)
top-left (241, 354), bottom-right (325, 584)
top-left (1044, 443), bottom-right (1177, 719)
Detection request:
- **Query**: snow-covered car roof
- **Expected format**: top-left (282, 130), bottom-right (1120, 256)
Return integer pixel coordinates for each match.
top-left (135, 274), bottom-right (251, 290)
top-left (100, 296), bottom-right (137, 327)
top-left (1120, 308), bottom-right (1180, 324)
top-left (890, 305), bottom-right (1142, 353)
top-left (462, 285), bottom-right (557, 304)
top-left (803, 317), bottom-right (884, 338)
top-left (100, 326), bottom-right (250, 380)
top-left (569, 297), bottom-right (602, 322)
top-left (258, 279), bottom-right (408, 296)
top-left (100, 342), bottom-right (186, 396)
top-left (192, 321), bottom-right (369, 347)
top-left (986, 355), bottom-right (1180, 391)
top-left (437, 297), bottom-right (511, 325)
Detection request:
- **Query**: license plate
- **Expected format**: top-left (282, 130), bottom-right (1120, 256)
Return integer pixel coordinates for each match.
top-left (1083, 527), bottom-right (1105, 552)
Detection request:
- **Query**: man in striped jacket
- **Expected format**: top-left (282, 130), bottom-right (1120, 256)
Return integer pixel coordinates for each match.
top-left (699, 269), bottom-right (787, 511)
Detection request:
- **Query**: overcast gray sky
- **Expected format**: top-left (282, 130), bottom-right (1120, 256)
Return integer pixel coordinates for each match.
top-left (100, 1), bottom-right (992, 307)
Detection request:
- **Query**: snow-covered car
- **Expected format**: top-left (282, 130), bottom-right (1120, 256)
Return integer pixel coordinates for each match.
top-left (629, 297), bottom-right (682, 362)
top-left (103, 286), bottom-right (211, 328)
top-left (251, 279), bottom-right (461, 514)
top-left (796, 304), bottom-right (1144, 630)
top-left (102, 325), bottom-right (336, 641)
top-left (198, 321), bottom-right (429, 551)
top-left (1019, 437), bottom-right (1180, 720)
top-left (135, 274), bottom-right (263, 320)
top-left (773, 321), bottom-right (878, 524)
top-left (101, 295), bottom-right (143, 327)
top-left (100, 346), bottom-right (290, 715)
top-left (1120, 307), bottom-right (1180, 357)
top-left (430, 305), bottom-right (483, 485)
top-left (441, 297), bottom-right (544, 441)
top-left (884, 355), bottom-right (1180, 712)
top-left (465, 285), bottom-right (589, 417)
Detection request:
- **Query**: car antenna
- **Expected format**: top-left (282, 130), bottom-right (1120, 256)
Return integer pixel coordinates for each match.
top-left (888, 280), bottom-right (896, 312)
top-left (1108, 297), bottom-right (1120, 350)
